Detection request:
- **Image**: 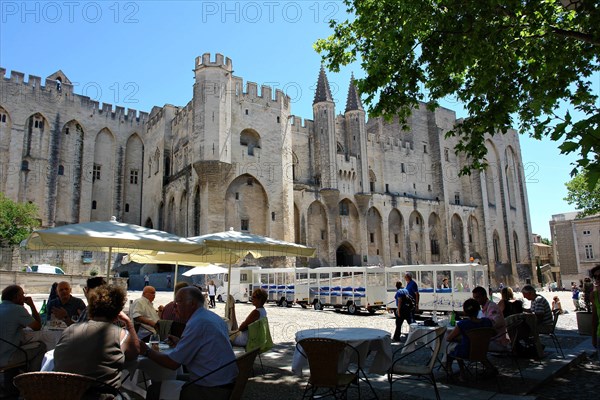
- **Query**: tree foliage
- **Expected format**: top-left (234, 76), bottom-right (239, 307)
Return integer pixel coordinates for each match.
top-left (564, 171), bottom-right (600, 217)
top-left (315, 0), bottom-right (600, 184)
top-left (0, 192), bottom-right (40, 246)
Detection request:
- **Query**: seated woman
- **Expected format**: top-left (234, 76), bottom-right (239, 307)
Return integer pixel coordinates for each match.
top-left (552, 296), bottom-right (563, 314)
top-left (498, 287), bottom-right (524, 318)
top-left (230, 288), bottom-right (268, 347)
top-left (54, 285), bottom-right (139, 397)
top-left (446, 298), bottom-right (497, 381)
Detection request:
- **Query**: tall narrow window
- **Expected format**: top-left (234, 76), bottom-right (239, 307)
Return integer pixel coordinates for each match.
top-left (241, 219), bottom-right (249, 232)
top-left (130, 169), bottom-right (139, 184)
top-left (394, 234), bottom-right (399, 244)
top-left (454, 193), bottom-right (460, 205)
top-left (370, 232), bottom-right (374, 243)
top-left (93, 164), bottom-right (101, 181)
top-left (585, 244), bottom-right (594, 259)
top-left (92, 200), bottom-right (97, 209)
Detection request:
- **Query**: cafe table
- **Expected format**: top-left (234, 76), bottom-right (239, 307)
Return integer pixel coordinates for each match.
top-left (22, 325), bottom-right (65, 352)
top-left (403, 323), bottom-right (452, 363)
top-left (292, 327), bottom-right (392, 376)
top-left (121, 343), bottom-right (180, 397)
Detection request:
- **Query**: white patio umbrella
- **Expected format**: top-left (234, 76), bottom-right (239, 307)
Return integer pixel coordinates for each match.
top-left (21, 217), bottom-right (206, 279)
top-left (123, 251), bottom-right (246, 290)
top-left (189, 228), bottom-right (316, 302)
top-left (183, 265), bottom-right (228, 276)
top-left (126, 228), bottom-right (316, 315)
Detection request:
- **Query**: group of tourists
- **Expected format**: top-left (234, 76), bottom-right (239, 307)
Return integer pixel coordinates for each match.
top-left (392, 264), bottom-right (600, 380)
top-left (0, 276), bottom-right (270, 399)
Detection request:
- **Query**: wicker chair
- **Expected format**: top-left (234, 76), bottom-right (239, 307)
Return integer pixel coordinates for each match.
top-left (296, 337), bottom-right (360, 400)
top-left (13, 371), bottom-right (121, 400)
top-left (388, 326), bottom-right (447, 400)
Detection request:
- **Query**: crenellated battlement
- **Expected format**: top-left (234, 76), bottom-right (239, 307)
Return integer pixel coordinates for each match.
top-left (195, 52), bottom-right (233, 71)
top-left (289, 115), bottom-right (313, 134)
top-left (1, 67), bottom-right (148, 124)
top-left (229, 76), bottom-right (290, 110)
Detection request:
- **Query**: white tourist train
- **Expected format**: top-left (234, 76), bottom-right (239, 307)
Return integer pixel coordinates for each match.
top-left (216, 263), bottom-right (489, 315)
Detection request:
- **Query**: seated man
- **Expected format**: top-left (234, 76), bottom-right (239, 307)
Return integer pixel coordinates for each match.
top-left (76, 276), bottom-right (106, 323)
top-left (0, 285), bottom-right (46, 372)
top-left (130, 286), bottom-right (160, 334)
top-left (140, 287), bottom-right (238, 400)
top-left (471, 286), bottom-right (509, 351)
top-left (47, 281), bottom-right (86, 326)
top-left (522, 285), bottom-right (553, 333)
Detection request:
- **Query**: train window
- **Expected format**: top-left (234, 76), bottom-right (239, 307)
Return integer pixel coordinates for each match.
top-left (454, 271), bottom-right (469, 292)
top-left (437, 270), bottom-right (451, 290)
top-left (240, 273), bottom-right (248, 283)
top-left (387, 272), bottom-right (403, 290)
top-left (420, 271), bottom-right (434, 291)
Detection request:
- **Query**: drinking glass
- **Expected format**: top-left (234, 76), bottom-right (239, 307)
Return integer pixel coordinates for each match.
top-left (149, 333), bottom-right (160, 351)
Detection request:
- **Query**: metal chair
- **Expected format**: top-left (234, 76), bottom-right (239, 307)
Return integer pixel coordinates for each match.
top-left (0, 338), bottom-right (29, 373)
top-left (296, 337), bottom-right (361, 400)
top-left (539, 309), bottom-right (565, 358)
top-left (388, 326), bottom-right (446, 400)
top-left (175, 348), bottom-right (260, 400)
top-left (449, 327), bottom-right (497, 380)
top-left (489, 318), bottom-right (525, 380)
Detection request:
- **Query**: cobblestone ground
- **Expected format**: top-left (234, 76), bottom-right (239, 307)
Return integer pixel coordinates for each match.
top-left (530, 356), bottom-right (600, 400)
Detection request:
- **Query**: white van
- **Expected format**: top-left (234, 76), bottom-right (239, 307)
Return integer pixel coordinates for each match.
top-left (30, 264), bottom-right (66, 275)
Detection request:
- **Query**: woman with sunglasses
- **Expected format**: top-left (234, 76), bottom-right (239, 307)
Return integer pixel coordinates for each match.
top-left (230, 288), bottom-right (268, 346)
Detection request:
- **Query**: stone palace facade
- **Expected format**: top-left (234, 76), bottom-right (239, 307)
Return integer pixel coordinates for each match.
top-left (0, 53), bottom-right (533, 285)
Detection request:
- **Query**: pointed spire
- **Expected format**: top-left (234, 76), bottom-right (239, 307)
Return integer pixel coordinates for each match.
top-left (313, 65), bottom-right (334, 104)
top-left (345, 73), bottom-right (363, 112)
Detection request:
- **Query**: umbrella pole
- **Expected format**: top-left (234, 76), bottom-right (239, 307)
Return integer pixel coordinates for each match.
top-left (106, 247), bottom-right (112, 280)
top-left (173, 262), bottom-right (179, 298)
top-left (226, 254), bottom-right (233, 319)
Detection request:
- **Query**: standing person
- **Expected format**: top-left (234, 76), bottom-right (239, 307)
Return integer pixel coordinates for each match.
top-left (404, 272), bottom-right (420, 319)
top-left (230, 288), bottom-right (268, 346)
top-left (589, 264), bottom-right (600, 363)
top-left (54, 285), bottom-right (139, 395)
top-left (166, 274), bottom-right (172, 288)
top-left (572, 283), bottom-right (581, 311)
top-left (130, 286), bottom-right (160, 334)
top-left (583, 277), bottom-right (594, 311)
top-left (144, 273), bottom-right (150, 287)
top-left (0, 285), bottom-right (46, 372)
top-left (47, 281), bottom-right (86, 326)
top-left (141, 287), bottom-right (238, 400)
top-left (392, 281), bottom-right (413, 342)
top-left (207, 280), bottom-right (217, 308)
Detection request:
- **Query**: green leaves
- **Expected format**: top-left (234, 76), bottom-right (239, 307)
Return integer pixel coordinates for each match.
top-left (0, 192), bottom-right (40, 247)
top-left (564, 171), bottom-right (600, 217)
top-left (315, 0), bottom-right (600, 182)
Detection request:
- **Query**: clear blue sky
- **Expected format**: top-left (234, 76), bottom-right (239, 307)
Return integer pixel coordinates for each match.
top-left (1, 1), bottom-right (590, 239)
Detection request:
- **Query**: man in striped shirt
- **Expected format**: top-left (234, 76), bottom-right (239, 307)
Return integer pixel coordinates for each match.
top-left (522, 285), bottom-right (553, 333)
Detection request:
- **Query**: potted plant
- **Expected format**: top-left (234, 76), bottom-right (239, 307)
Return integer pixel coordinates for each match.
top-left (576, 277), bottom-right (594, 336)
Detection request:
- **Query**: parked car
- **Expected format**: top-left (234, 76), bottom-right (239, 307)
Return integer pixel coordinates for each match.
top-left (30, 264), bottom-right (66, 275)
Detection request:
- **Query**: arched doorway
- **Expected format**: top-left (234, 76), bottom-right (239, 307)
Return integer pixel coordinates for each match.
top-left (336, 242), bottom-right (356, 266)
